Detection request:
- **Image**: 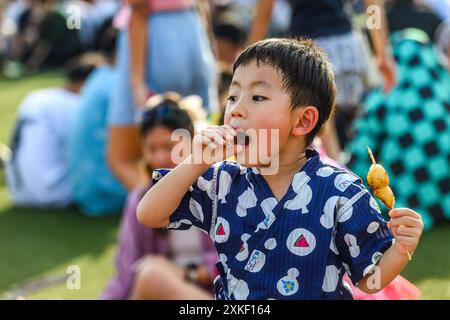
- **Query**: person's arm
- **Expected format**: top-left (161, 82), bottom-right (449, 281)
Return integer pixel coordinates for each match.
top-left (363, 0), bottom-right (396, 92)
top-left (357, 208), bottom-right (423, 293)
top-left (128, 0), bottom-right (149, 107)
top-left (137, 155), bottom-right (211, 228)
top-left (107, 126), bottom-right (147, 190)
top-left (137, 125), bottom-right (240, 228)
top-left (246, 0), bottom-right (275, 45)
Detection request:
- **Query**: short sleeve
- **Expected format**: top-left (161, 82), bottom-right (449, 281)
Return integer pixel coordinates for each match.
top-left (334, 186), bottom-right (394, 286)
top-left (151, 165), bottom-right (217, 234)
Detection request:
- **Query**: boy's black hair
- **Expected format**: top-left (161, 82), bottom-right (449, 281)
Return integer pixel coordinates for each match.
top-left (233, 38), bottom-right (336, 146)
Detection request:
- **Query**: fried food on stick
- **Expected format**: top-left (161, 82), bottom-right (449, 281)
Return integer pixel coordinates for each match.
top-left (366, 147), bottom-right (412, 261)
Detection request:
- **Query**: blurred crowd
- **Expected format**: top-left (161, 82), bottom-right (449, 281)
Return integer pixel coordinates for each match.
top-left (0, 0), bottom-right (449, 299)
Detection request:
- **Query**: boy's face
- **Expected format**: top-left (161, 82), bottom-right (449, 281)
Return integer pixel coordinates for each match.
top-left (223, 60), bottom-right (303, 166)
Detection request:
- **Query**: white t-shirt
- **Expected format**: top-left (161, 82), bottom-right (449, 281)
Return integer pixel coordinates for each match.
top-left (6, 88), bottom-right (80, 208)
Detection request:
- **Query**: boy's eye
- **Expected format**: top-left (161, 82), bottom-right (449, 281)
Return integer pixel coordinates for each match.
top-left (227, 95), bottom-right (237, 103)
top-left (252, 95), bottom-right (267, 102)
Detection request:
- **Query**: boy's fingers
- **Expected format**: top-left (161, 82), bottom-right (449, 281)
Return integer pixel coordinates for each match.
top-left (396, 226), bottom-right (421, 238)
top-left (388, 208), bottom-right (422, 220)
top-left (395, 235), bottom-right (418, 248)
top-left (388, 216), bottom-right (421, 228)
top-left (203, 129), bottom-right (226, 145)
top-left (222, 124), bottom-right (237, 137)
top-left (194, 135), bottom-right (214, 147)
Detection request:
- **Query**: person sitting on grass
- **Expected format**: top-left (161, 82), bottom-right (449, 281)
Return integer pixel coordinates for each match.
top-left (5, 55), bottom-right (97, 208)
top-left (67, 24), bottom-right (127, 217)
top-left (101, 93), bottom-right (217, 300)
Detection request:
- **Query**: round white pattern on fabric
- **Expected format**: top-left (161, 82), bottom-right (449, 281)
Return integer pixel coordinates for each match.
top-left (321, 196), bottom-right (339, 229)
top-left (363, 264), bottom-right (377, 277)
top-left (255, 197), bottom-right (277, 233)
top-left (244, 250), bottom-right (266, 273)
top-left (167, 218), bottom-right (192, 229)
top-left (291, 172), bottom-right (310, 192)
top-left (219, 253), bottom-right (229, 274)
top-left (334, 173), bottom-right (358, 192)
top-left (261, 197), bottom-right (277, 216)
top-left (264, 238), bottom-right (277, 250)
top-left (218, 170), bottom-right (232, 203)
top-left (277, 268), bottom-right (300, 296)
top-left (286, 228), bottom-right (316, 256)
top-left (236, 187), bottom-right (257, 217)
top-left (344, 233), bottom-right (360, 258)
top-left (322, 265), bottom-right (340, 292)
top-left (337, 203), bottom-right (353, 223)
top-left (372, 251), bottom-right (383, 264)
top-left (227, 272), bottom-right (250, 300)
top-left (369, 196), bottom-right (381, 213)
top-left (189, 198), bottom-right (204, 223)
top-left (367, 221), bottom-right (380, 234)
top-left (214, 217), bottom-right (230, 243)
top-left (236, 233), bottom-right (251, 261)
top-left (316, 166), bottom-right (334, 177)
top-left (197, 176), bottom-right (214, 200)
top-left (284, 185), bottom-right (312, 214)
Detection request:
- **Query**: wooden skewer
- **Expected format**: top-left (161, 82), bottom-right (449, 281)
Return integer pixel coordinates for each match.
top-left (367, 146), bottom-right (376, 165)
top-left (367, 146), bottom-right (412, 261)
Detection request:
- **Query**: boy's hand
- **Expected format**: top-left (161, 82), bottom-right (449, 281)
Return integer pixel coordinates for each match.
top-left (387, 208), bottom-right (424, 258)
top-left (192, 125), bottom-right (242, 164)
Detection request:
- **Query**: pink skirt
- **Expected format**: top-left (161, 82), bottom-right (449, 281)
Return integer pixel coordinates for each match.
top-left (344, 274), bottom-right (421, 300)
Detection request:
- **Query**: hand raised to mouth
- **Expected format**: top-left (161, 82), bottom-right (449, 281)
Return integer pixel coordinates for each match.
top-left (234, 131), bottom-right (250, 146)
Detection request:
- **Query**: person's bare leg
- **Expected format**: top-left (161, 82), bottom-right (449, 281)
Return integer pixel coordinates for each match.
top-left (131, 256), bottom-right (213, 300)
top-left (107, 125), bottom-right (148, 190)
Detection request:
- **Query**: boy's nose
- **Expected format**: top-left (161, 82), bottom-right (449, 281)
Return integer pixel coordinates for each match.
top-left (230, 100), bottom-right (247, 119)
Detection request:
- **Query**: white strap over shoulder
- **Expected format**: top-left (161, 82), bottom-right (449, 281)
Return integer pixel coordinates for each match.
top-left (209, 164), bottom-right (220, 239)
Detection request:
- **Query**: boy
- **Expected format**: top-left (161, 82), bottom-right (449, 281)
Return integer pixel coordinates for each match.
top-left (137, 38), bottom-right (423, 299)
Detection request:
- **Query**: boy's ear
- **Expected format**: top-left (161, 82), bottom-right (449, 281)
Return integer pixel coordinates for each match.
top-left (291, 106), bottom-right (319, 137)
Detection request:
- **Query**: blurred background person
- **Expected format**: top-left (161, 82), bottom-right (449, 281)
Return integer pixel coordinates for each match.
top-left (4, 0), bottom-right (83, 76)
top-left (386, 0), bottom-right (443, 43)
top-left (107, 0), bottom-right (218, 191)
top-left (347, 28), bottom-right (450, 231)
top-left (420, 0), bottom-right (450, 22)
top-left (67, 23), bottom-right (127, 217)
top-left (102, 93), bottom-right (216, 300)
top-left (4, 54), bottom-right (97, 208)
top-left (213, 21), bottom-right (245, 66)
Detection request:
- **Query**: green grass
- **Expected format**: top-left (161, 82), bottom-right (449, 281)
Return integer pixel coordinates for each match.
top-left (0, 72), bottom-right (449, 299)
top-left (0, 72), bottom-right (120, 299)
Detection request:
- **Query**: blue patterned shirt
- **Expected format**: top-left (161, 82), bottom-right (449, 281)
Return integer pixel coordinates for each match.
top-left (151, 150), bottom-right (394, 299)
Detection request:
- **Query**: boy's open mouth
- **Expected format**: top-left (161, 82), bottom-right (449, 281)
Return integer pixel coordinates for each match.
top-left (234, 131), bottom-right (250, 146)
